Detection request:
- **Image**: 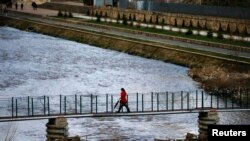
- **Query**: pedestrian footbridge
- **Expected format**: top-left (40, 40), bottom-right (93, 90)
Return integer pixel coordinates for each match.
top-left (0, 90), bottom-right (249, 122)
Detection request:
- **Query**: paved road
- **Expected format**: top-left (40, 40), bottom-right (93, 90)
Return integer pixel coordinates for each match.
top-left (4, 6), bottom-right (250, 59)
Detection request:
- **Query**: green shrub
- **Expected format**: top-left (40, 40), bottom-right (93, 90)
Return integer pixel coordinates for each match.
top-left (185, 29), bottom-right (192, 35)
top-left (63, 11), bottom-right (68, 17)
top-left (143, 15), bottom-right (146, 23)
top-left (68, 12), bottom-right (73, 18)
top-left (86, 9), bottom-right (90, 16)
top-left (57, 9), bottom-right (63, 17)
top-left (207, 31), bottom-right (213, 38)
top-left (217, 33), bottom-right (223, 39)
top-left (96, 13), bottom-right (100, 22)
top-left (122, 14), bottom-right (127, 25)
top-left (133, 14), bottom-right (136, 21)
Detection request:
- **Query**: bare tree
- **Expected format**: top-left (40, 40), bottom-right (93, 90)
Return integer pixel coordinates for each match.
top-left (4, 123), bottom-right (17, 141)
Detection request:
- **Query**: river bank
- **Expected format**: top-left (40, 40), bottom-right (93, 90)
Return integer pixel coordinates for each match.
top-left (1, 15), bottom-right (249, 95)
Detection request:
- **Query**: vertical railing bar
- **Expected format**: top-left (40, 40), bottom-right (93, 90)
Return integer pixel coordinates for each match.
top-left (240, 89), bottom-right (242, 108)
top-left (136, 93), bottom-right (138, 112)
top-left (217, 93), bottom-right (219, 109)
top-left (232, 92), bottom-right (234, 109)
top-left (12, 97), bottom-right (14, 117)
top-left (80, 95), bottom-right (82, 114)
top-left (187, 92), bottom-right (189, 110)
top-left (202, 91), bottom-right (204, 109)
top-left (75, 94), bottom-right (77, 114)
top-left (32, 98), bottom-right (34, 116)
top-left (151, 92), bottom-right (153, 111)
top-left (64, 96), bottom-right (66, 115)
top-left (196, 90), bottom-right (198, 109)
top-left (211, 94), bottom-right (213, 108)
top-left (28, 96), bottom-right (30, 116)
top-left (91, 94), bottom-right (93, 113)
top-left (166, 92), bottom-right (168, 110)
top-left (181, 91), bottom-right (183, 110)
top-left (157, 93), bottom-right (159, 111)
top-left (44, 95), bottom-right (46, 115)
top-left (106, 94), bottom-right (108, 112)
top-left (47, 97), bottom-right (50, 116)
top-left (60, 95), bottom-right (62, 114)
top-left (142, 94), bottom-right (144, 112)
top-left (15, 99), bottom-right (18, 117)
top-left (172, 93), bottom-right (174, 111)
top-left (247, 89), bottom-right (249, 108)
top-left (111, 95), bottom-right (113, 113)
top-left (225, 94), bottom-right (227, 109)
top-left (96, 95), bottom-right (98, 113)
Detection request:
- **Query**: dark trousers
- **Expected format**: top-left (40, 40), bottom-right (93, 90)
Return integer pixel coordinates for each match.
top-left (117, 103), bottom-right (130, 113)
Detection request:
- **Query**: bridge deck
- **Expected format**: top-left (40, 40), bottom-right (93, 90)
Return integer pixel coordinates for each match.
top-left (0, 90), bottom-right (249, 122)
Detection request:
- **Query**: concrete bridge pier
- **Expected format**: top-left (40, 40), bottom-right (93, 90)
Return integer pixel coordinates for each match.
top-left (198, 110), bottom-right (219, 141)
top-left (46, 116), bottom-right (69, 141)
top-left (46, 116), bottom-right (81, 141)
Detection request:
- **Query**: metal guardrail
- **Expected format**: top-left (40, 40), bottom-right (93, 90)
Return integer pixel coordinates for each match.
top-left (0, 90), bottom-right (249, 121)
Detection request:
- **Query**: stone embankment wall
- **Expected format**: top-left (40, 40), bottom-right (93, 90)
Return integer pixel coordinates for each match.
top-left (93, 7), bottom-right (250, 35)
top-left (39, 2), bottom-right (250, 35)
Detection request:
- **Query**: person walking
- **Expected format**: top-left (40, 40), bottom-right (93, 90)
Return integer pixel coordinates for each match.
top-left (116, 88), bottom-right (130, 113)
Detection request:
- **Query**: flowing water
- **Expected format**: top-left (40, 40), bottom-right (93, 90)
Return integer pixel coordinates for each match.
top-left (0, 27), bottom-right (249, 141)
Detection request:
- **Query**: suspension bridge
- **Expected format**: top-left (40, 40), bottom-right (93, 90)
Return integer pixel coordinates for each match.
top-left (0, 90), bottom-right (249, 122)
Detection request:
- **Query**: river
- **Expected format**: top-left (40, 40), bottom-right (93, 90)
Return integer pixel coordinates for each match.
top-left (0, 27), bottom-right (249, 141)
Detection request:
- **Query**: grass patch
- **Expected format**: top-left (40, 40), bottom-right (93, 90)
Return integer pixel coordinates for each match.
top-left (88, 21), bottom-right (250, 48)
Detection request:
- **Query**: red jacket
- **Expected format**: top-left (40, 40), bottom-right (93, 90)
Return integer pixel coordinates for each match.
top-left (120, 90), bottom-right (127, 105)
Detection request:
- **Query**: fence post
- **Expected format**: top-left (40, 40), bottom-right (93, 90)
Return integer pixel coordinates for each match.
top-left (142, 94), bottom-right (144, 112)
top-left (16, 99), bottom-right (18, 117)
top-left (151, 92), bottom-right (153, 111)
top-left (32, 98), bottom-right (34, 116)
top-left (12, 97), bottom-right (14, 117)
top-left (64, 96), bottom-right (66, 115)
top-left (181, 91), bottom-right (183, 110)
top-left (187, 92), bottom-right (189, 110)
top-left (172, 93), bottom-right (174, 111)
top-left (136, 93), bottom-right (138, 112)
top-left (75, 94), bottom-right (77, 114)
top-left (44, 95), bottom-right (46, 115)
top-left (47, 97), bottom-right (50, 116)
top-left (60, 95), bottom-right (62, 114)
top-left (28, 96), bottom-right (30, 116)
top-left (166, 92), bottom-right (168, 110)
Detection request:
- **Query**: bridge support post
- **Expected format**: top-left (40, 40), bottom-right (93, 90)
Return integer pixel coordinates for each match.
top-left (198, 110), bottom-right (219, 141)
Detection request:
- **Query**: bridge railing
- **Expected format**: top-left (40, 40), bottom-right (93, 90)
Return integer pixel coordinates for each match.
top-left (0, 90), bottom-right (249, 118)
